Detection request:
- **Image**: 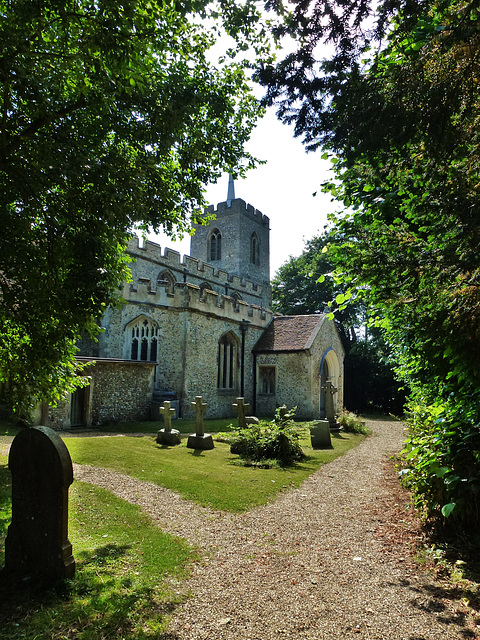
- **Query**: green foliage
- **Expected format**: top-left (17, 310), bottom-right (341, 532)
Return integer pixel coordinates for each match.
top-left (272, 232), bottom-right (405, 413)
top-left (271, 231), bottom-right (360, 344)
top-left (262, 1), bottom-right (480, 530)
top-left (229, 406), bottom-right (306, 466)
top-left (399, 391), bottom-right (480, 528)
top-left (337, 411), bottom-right (370, 435)
top-left (0, 0), bottom-right (272, 415)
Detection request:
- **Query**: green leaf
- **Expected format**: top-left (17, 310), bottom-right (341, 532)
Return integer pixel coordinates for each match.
top-left (441, 503), bottom-right (456, 518)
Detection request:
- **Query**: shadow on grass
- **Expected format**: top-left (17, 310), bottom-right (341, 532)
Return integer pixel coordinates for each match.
top-left (0, 543), bottom-right (185, 640)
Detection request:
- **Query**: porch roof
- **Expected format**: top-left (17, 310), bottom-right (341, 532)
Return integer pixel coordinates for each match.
top-left (253, 315), bottom-right (325, 353)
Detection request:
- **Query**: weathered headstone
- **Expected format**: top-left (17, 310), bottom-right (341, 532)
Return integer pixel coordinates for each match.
top-left (187, 396), bottom-right (214, 450)
top-left (1, 426), bottom-right (75, 587)
top-left (309, 420), bottom-right (333, 448)
top-left (156, 401), bottom-right (181, 445)
top-left (323, 380), bottom-right (340, 430)
top-left (232, 397), bottom-right (251, 428)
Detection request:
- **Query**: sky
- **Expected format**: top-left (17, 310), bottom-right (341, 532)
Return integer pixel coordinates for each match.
top-left (149, 106), bottom-right (339, 278)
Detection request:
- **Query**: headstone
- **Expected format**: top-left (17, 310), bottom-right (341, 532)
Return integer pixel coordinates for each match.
top-left (309, 420), bottom-right (333, 448)
top-left (156, 401), bottom-right (181, 445)
top-left (323, 380), bottom-right (340, 430)
top-left (187, 396), bottom-right (214, 450)
top-left (232, 397), bottom-right (251, 428)
top-left (1, 426), bottom-right (75, 587)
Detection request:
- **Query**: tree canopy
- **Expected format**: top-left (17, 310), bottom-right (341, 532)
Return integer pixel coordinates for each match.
top-left (0, 0), bottom-right (272, 414)
top-left (262, 1), bottom-right (480, 528)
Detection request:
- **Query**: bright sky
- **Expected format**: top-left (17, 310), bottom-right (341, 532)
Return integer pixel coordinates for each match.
top-left (149, 103), bottom-right (338, 278)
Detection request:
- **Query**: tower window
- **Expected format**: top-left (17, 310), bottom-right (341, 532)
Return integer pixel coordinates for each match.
top-left (209, 229), bottom-right (222, 261)
top-left (250, 232), bottom-right (260, 266)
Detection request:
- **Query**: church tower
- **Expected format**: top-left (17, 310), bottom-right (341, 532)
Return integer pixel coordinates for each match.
top-left (190, 177), bottom-right (271, 305)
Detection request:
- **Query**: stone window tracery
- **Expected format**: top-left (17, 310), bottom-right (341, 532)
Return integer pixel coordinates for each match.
top-left (259, 366), bottom-right (276, 395)
top-left (209, 229), bottom-right (222, 261)
top-left (126, 317), bottom-right (159, 362)
top-left (217, 332), bottom-right (238, 390)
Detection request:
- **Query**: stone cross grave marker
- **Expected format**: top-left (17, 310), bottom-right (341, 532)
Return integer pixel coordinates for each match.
top-left (232, 397), bottom-right (251, 428)
top-left (159, 401), bottom-right (176, 431)
top-left (1, 426), bottom-right (75, 588)
top-left (187, 396), bottom-right (214, 450)
top-left (323, 379), bottom-right (340, 430)
top-left (156, 400), bottom-right (181, 446)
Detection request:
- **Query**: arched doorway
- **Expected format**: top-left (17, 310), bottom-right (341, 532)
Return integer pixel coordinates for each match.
top-left (319, 348), bottom-right (341, 418)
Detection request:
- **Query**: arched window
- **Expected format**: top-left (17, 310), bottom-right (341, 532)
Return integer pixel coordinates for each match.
top-left (250, 232), bottom-right (260, 265)
top-left (217, 332), bottom-right (239, 390)
top-left (157, 270), bottom-right (175, 295)
top-left (126, 316), bottom-right (159, 362)
top-left (209, 229), bottom-right (222, 261)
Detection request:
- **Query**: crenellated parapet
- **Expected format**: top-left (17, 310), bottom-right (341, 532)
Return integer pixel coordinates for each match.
top-left (127, 236), bottom-right (264, 297)
top-left (202, 198), bottom-right (269, 227)
top-left (124, 277), bottom-right (272, 326)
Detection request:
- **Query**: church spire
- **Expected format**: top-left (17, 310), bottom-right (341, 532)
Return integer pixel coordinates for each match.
top-left (227, 174), bottom-right (235, 206)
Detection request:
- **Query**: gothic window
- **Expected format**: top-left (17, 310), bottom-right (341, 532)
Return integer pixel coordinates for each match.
top-left (157, 270), bottom-right (175, 295)
top-left (209, 228), bottom-right (222, 261)
top-left (250, 232), bottom-right (260, 266)
top-left (126, 316), bottom-right (159, 362)
top-left (259, 366), bottom-right (276, 395)
top-left (217, 332), bottom-right (238, 390)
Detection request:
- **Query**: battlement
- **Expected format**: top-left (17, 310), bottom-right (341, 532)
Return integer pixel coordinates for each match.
top-left (124, 278), bottom-right (271, 326)
top-left (202, 198), bottom-right (269, 226)
top-left (127, 236), bottom-right (263, 296)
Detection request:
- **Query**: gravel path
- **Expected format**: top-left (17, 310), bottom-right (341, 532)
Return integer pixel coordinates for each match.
top-left (72, 419), bottom-right (476, 640)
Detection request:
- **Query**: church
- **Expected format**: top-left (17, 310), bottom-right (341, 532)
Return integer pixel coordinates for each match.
top-left (42, 182), bottom-right (345, 429)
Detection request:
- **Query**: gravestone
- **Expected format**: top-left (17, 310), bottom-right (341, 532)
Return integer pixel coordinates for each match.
top-left (1, 426), bottom-right (75, 587)
top-left (156, 401), bottom-right (181, 446)
top-left (309, 420), bottom-right (333, 448)
top-left (323, 380), bottom-right (340, 430)
top-left (232, 398), bottom-right (251, 428)
top-left (187, 396), bottom-right (214, 450)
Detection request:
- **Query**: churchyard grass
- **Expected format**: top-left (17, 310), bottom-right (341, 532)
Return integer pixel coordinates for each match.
top-left (0, 470), bottom-right (197, 640)
top-left (64, 426), bottom-right (366, 512)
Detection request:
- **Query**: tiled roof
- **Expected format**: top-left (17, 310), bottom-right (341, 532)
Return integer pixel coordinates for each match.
top-left (253, 315), bottom-right (325, 352)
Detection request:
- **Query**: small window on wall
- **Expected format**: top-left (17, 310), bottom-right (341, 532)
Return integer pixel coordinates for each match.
top-left (259, 366), bottom-right (276, 395)
top-left (217, 332), bottom-right (238, 390)
top-left (209, 229), bottom-right (222, 261)
top-left (127, 317), bottom-right (159, 362)
top-left (250, 232), bottom-right (260, 266)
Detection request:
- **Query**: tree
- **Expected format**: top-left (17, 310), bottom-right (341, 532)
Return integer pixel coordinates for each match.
top-left (272, 231), bottom-right (405, 413)
top-left (0, 0), bottom-right (272, 415)
top-left (260, 1), bottom-right (480, 528)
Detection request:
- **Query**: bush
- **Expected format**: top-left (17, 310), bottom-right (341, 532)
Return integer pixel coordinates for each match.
top-left (338, 411), bottom-right (370, 435)
top-left (229, 406), bottom-right (305, 467)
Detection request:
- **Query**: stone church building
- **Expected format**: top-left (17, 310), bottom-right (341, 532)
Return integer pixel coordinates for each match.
top-left (43, 184), bottom-right (345, 429)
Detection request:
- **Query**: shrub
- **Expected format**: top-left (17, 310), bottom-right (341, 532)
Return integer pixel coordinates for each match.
top-left (338, 411), bottom-right (370, 435)
top-left (229, 406), bottom-right (305, 467)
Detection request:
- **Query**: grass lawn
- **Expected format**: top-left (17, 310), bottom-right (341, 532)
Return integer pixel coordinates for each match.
top-left (64, 424), bottom-right (367, 512)
top-left (0, 419), bottom-right (367, 639)
top-left (0, 468), bottom-right (197, 640)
